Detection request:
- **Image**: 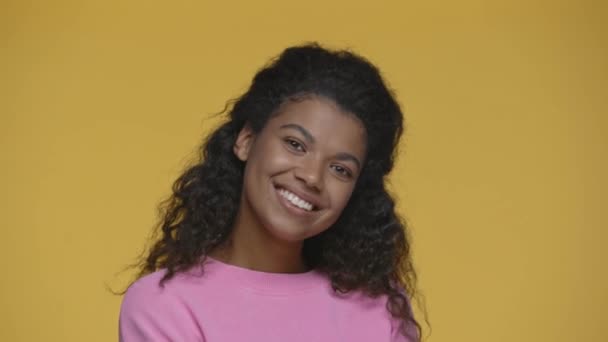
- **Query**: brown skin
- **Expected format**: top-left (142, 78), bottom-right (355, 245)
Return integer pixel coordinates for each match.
top-left (209, 96), bottom-right (367, 274)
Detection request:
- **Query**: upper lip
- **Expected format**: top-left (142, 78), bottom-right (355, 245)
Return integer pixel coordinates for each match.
top-left (274, 183), bottom-right (322, 210)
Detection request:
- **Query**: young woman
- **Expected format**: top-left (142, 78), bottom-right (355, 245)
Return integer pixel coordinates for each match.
top-left (119, 43), bottom-right (422, 341)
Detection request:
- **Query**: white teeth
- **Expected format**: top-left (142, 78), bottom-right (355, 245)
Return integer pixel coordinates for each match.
top-left (278, 188), bottom-right (313, 211)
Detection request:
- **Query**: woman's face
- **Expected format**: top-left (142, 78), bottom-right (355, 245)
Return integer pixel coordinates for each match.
top-left (234, 96), bottom-right (367, 242)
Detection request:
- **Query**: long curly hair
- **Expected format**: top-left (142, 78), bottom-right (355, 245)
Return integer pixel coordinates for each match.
top-left (128, 43), bottom-right (423, 339)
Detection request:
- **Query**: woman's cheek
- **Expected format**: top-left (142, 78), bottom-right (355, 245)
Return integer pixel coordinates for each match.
top-left (334, 183), bottom-right (356, 211)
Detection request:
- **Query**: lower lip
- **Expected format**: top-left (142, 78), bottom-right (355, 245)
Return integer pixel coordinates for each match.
top-left (274, 187), bottom-right (316, 218)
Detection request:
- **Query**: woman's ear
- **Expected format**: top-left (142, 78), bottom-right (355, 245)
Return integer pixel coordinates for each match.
top-left (233, 123), bottom-right (255, 162)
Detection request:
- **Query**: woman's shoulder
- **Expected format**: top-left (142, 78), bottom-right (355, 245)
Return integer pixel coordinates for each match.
top-left (122, 266), bottom-right (209, 304)
top-left (119, 268), bottom-right (210, 340)
top-left (120, 270), bottom-right (177, 315)
top-left (331, 288), bottom-right (418, 341)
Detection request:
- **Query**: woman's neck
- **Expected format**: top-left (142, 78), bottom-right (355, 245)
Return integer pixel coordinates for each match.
top-left (209, 210), bottom-right (310, 274)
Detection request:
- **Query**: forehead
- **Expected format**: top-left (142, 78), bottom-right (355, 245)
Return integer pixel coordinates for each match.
top-left (266, 97), bottom-right (367, 154)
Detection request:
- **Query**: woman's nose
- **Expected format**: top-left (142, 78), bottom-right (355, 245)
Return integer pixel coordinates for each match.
top-left (294, 159), bottom-right (324, 192)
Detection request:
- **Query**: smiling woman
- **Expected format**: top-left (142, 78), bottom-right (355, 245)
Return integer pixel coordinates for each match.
top-left (119, 43), bottom-right (422, 341)
top-left (228, 96), bottom-right (367, 247)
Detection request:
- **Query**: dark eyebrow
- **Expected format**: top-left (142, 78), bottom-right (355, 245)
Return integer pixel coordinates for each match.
top-left (335, 152), bottom-right (361, 170)
top-left (279, 124), bottom-right (315, 144)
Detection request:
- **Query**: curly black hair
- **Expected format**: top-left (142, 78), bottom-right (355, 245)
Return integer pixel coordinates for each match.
top-left (127, 43), bottom-right (423, 340)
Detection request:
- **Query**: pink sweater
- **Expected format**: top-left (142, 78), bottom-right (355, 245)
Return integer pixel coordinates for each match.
top-left (119, 257), bottom-right (416, 341)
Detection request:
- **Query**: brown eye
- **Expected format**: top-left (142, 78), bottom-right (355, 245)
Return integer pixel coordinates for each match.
top-left (285, 138), bottom-right (305, 152)
top-left (331, 164), bottom-right (352, 178)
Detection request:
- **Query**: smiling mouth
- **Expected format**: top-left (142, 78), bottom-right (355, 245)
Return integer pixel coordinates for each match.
top-left (274, 186), bottom-right (319, 212)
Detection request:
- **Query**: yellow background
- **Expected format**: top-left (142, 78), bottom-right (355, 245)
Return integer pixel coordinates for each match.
top-left (2, 1), bottom-right (606, 341)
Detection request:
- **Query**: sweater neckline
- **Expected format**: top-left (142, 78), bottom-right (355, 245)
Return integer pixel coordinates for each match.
top-left (202, 255), bottom-right (327, 295)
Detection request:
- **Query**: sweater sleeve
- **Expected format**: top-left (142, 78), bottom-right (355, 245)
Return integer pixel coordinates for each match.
top-left (119, 279), bottom-right (205, 342)
top-left (390, 317), bottom-right (419, 342)
top-left (389, 293), bottom-right (419, 342)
